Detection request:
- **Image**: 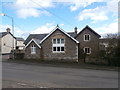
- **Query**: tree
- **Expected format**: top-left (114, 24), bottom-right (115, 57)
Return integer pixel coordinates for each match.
top-left (103, 33), bottom-right (120, 66)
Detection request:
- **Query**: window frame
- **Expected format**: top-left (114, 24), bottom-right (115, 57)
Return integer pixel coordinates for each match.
top-left (52, 38), bottom-right (65, 53)
top-left (84, 47), bottom-right (91, 54)
top-left (31, 45), bottom-right (36, 54)
top-left (84, 34), bottom-right (90, 41)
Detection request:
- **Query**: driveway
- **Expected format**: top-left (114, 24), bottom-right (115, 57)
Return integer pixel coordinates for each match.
top-left (2, 61), bottom-right (118, 88)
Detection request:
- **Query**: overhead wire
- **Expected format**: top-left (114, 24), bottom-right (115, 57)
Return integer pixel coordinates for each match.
top-left (30, 0), bottom-right (76, 28)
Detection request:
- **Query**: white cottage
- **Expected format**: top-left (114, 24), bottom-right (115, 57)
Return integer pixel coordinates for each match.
top-left (0, 28), bottom-right (16, 54)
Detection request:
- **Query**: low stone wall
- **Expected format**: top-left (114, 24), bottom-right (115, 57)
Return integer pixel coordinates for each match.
top-left (2, 53), bottom-right (11, 60)
top-left (85, 58), bottom-right (108, 65)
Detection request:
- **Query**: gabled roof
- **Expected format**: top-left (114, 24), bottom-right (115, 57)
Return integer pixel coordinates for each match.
top-left (24, 32), bottom-right (77, 45)
top-left (16, 37), bottom-right (24, 41)
top-left (25, 38), bottom-right (41, 48)
top-left (40, 26), bottom-right (79, 44)
top-left (0, 32), bottom-right (8, 38)
top-left (76, 25), bottom-right (101, 37)
top-left (24, 33), bottom-right (48, 45)
top-left (67, 32), bottom-right (77, 38)
top-left (0, 32), bottom-right (16, 39)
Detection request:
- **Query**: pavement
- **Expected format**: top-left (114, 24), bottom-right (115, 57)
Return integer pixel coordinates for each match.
top-left (2, 59), bottom-right (118, 71)
top-left (2, 60), bottom-right (118, 88)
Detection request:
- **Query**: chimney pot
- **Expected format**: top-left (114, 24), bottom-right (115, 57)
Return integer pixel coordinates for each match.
top-left (6, 28), bottom-right (11, 32)
top-left (74, 27), bottom-right (77, 34)
top-left (6, 28), bottom-right (10, 32)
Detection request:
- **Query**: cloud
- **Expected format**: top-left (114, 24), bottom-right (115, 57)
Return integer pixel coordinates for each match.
top-left (78, 7), bottom-right (108, 22)
top-left (94, 21), bottom-right (118, 36)
top-left (0, 25), bottom-right (11, 32)
top-left (16, 8), bottom-right (50, 19)
top-left (69, 0), bottom-right (105, 11)
top-left (106, 0), bottom-right (118, 14)
top-left (0, 24), bottom-right (26, 38)
top-left (11, 0), bottom-right (54, 19)
top-left (77, 0), bottom-right (119, 22)
top-left (31, 23), bottom-right (55, 34)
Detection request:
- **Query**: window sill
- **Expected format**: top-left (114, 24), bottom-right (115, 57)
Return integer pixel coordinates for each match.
top-left (84, 40), bottom-right (90, 41)
top-left (52, 51), bottom-right (65, 53)
top-left (31, 53), bottom-right (36, 54)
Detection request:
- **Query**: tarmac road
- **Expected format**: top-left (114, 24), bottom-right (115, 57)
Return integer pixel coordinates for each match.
top-left (2, 61), bottom-right (118, 88)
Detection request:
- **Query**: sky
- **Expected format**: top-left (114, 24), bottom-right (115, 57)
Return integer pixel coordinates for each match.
top-left (0, 0), bottom-right (119, 39)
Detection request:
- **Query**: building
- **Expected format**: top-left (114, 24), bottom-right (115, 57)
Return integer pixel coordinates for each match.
top-left (0, 28), bottom-right (16, 54)
top-left (16, 37), bottom-right (25, 50)
top-left (75, 25), bottom-right (101, 59)
top-left (0, 28), bottom-right (25, 59)
top-left (24, 25), bottom-right (101, 62)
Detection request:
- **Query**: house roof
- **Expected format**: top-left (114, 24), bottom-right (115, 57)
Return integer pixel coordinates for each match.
top-left (76, 25), bottom-right (101, 38)
top-left (67, 32), bottom-right (77, 38)
top-left (24, 29), bottom-right (78, 45)
top-left (16, 37), bottom-right (24, 41)
top-left (39, 26), bottom-right (79, 44)
top-left (0, 32), bottom-right (16, 38)
top-left (25, 26), bottom-right (79, 48)
top-left (0, 32), bottom-right (8, 38)
top-left (25, 38), bottom-right (41, 48)
top-left (24, 33), bottom-right (48, 45)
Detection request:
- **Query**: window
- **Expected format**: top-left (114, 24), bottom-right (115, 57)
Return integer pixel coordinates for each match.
top-left (57, 39), bottom-right (60, 44)
top-left (53, 39), bottom-right (56, 44)
top-left (84, 47), bottom-right (91, 54)
top-left (61, 47), bottom-right (64, 51)
top-left (31, 45), bottom-right (36, 54)
top-left (61, 39), bottom-right (64, 44)
top-left (53, 47), bottom-right (56, 51)
top-left (84, 34), bottom-right (90, 41)
top-left (52, 38), bottom-right (65, 53)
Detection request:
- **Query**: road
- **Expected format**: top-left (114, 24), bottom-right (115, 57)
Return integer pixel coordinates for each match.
top-left (2, 62), bottom-right (118, 88)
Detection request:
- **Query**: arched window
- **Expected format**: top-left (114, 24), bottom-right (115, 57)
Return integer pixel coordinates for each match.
top-left (31, 45), bottom-right (36, 54)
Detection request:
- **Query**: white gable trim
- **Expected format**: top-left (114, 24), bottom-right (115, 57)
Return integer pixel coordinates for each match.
top-left (40, 26), bottom-right (79, 44)
top-left (25, 39), bottom-right (41, 48)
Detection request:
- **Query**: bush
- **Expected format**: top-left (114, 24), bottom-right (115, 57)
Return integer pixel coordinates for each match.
top-left (14, 53), bottom-right (24, 59)
top-left (104, 56), bottom-right (120, 66)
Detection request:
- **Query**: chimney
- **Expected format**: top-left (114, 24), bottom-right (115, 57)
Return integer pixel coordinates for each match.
top-left (6, 28), bottom-right (11, 32)
top-left (74, 27), bottom-right (77, 34)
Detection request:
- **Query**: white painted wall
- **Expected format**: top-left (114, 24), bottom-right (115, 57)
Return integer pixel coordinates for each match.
top-left (16, 40), bottom-right (25, 50)
top-left (1, 34), bottom-right (16, 54)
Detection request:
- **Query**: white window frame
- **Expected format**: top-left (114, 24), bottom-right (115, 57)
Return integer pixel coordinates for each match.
top-left (31, 45), bottom-right (36, 54)
top-left (84, 34), bottom-right (90, 41)
top-left (84, 47), bottom-right (91, 54)
top-left (52, 38), bottom-right (65, 53)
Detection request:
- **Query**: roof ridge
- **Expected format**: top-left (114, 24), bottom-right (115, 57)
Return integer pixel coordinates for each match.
top-left (39, 26), bottom-right (79, 44)
top-left (76, 25), bottom-right (101, 38)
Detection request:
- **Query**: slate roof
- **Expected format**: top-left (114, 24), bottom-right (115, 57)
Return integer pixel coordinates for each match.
top-left (24, 34), bottom-right (48, 45)
top-left (67, 32), bottom-right (77, 38)
top-left (39, 27), bottom-right (79, 44)
top-left (0, 32), bottom-right (16, 38)
top-left (76, 25), bottom-right (101, 38)
top-left (25, 38), bottom-right (41, 48)
top-left (16, 37), bottom-right (24, 41)
top-left (24, 31), bottom-right (77, 45)
top-left (0, 32), bottom-right (9, 38)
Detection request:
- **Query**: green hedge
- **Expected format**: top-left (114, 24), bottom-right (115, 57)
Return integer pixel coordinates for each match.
top-left (105, 56), bottom-right (120, 66)
top-left (14, 53), bottom-right (24, 60)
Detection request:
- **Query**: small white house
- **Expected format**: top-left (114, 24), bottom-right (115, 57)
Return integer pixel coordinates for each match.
top-left (0, 28), bottom-right (25, 55)
top-left (0, 28), bottom-right (16, 54)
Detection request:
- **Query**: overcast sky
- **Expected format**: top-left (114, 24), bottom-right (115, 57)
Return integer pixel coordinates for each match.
top-left (0, 0), bottom-right (119, 39)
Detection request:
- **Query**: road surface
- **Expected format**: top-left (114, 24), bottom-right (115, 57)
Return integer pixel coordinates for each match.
top-left (2, 62), bottom-right (118, 88)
